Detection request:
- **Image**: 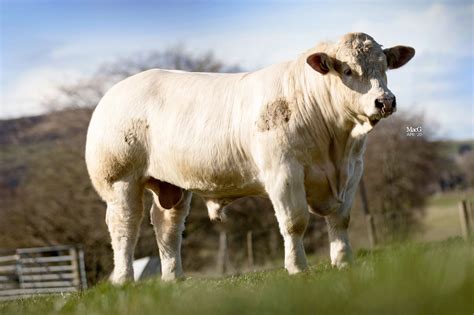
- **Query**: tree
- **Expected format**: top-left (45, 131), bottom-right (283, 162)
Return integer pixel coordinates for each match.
top-left (359, 112), bottom-right (442, 240)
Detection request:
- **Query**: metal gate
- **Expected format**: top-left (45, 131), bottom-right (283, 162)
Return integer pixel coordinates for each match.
top-left (0, 245), bottom-right (87, 301)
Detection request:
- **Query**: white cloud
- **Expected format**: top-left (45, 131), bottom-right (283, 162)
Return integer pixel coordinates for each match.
top-left (424, 99), bottom-right (474, 139)
top-left (1, 67), bottom-right (83, 118)
top-left (351, 3), bottom-right (473, 56)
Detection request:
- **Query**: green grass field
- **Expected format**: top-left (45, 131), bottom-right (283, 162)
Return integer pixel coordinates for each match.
top-left (1, 238), bottom-right (472, 315)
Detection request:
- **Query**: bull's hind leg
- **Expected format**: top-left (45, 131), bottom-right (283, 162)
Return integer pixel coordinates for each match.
top-left (105, 179), bottom-right (144, 284)
top-left (149, 187), bottom-right (192, 281)
top-left (266, 162), bottom-right (309, 274)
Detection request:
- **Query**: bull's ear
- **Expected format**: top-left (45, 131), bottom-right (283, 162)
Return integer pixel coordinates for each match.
top-left (383, 46), bottom-right (415, 69)
top-left (307, 52), bottom-right (334, 75)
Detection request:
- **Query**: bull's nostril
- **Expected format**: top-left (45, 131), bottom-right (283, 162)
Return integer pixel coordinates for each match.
top-left (392, 97), bottom-right (397, 108)
top-left (375, 99), bottom-right (384, 109)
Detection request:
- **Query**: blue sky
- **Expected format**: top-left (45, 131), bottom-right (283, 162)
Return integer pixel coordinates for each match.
top-left (1, 0), bottom-right (472, 139)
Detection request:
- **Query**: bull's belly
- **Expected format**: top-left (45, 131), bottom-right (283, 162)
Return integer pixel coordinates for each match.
top-left (146, 155), bottom-right (264, 198)
top-left (188, 180), bottom-right (265, 199)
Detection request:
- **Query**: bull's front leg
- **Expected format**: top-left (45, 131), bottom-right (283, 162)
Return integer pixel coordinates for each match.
top-left (326, 211), bottom-right (353, 268)
top-left (265, 161), bottom-right (309, 274)
top-left (326, 158), bottom-right (363, 268)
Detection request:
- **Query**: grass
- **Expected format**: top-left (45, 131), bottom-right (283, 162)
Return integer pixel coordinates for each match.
top-left (1, 238), bottom-right (473, 315)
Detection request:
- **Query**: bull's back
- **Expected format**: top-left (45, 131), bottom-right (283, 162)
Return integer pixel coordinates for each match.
top-left (86, 69), bottom-right (263, 198)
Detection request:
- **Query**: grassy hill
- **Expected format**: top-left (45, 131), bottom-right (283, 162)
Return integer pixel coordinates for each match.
top-left (1, 239), bottom-right (472, 315)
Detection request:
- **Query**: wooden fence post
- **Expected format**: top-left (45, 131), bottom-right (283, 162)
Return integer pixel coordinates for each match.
top-left (247, 231), bottom-right (254, 268)
top-left (270, 230), bottom-right (278, 258)
top-left (312, 219), bottom-right (324, 253)
top-left (458, 200), bottom-right (472, 240)
top-left (469, 201), bottom-right (474, 227)
top-left (217, 231), bottom-right (228, 275)
top-left (14, 251), bottom-right (23, 290)
top-left (77, 246), bottom-right (88, 289)
top-left (359, 178), bottom-right (377, 248)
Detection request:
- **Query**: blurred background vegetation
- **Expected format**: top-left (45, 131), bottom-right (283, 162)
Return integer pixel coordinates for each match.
top-left (0, 48), bottom-right (472, 285)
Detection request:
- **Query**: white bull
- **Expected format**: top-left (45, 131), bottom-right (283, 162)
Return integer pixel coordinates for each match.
top-left (85, 32), bottom-right (415, 283)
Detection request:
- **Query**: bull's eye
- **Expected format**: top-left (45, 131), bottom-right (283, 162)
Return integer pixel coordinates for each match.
top-left (343, 68), bottom-right (352, 76)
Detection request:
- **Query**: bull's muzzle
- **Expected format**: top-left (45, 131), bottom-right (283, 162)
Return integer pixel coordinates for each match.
top-left (375, 95), bottom-right (396, 116)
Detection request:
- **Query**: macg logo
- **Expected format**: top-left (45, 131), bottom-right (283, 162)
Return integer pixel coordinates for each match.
top-left (406, 126), bottom-right (423, 137)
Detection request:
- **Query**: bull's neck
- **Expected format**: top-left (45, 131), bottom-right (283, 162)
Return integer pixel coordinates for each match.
top-left (282, 59), bottom-right (361, 150)
top-left (278, 59), bottom-right (369, 200)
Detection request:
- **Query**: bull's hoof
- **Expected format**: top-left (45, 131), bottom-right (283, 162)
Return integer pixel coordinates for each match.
top-left (331, 253), bottom-right (353, 269)
top-left (332, 260), bottom-right (351, 269)
top-left (109, 272), bottom-right (134, 285)
top-left (161, 273), bottom-right (185, 282)
top-left (285, 263), bottom-right (308, 275)
top-left (330, 241), bottom-right (353, 269)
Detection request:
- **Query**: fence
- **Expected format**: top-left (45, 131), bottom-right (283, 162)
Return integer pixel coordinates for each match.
top-left (215, 198), bottom-right (474, 275)
top-left (215, 218), bottom-right (327, 274)
top-left (0, 245), bottom-right (87, 301)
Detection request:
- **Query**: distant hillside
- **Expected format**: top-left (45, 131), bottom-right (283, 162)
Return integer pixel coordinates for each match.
top-left (0, 108), bottom-right (93, 146)
top-left (0, 108), bottom-right (91, 194)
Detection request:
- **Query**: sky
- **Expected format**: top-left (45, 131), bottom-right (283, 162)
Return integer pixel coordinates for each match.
top-left (0, 0), bottom-right (473, 139)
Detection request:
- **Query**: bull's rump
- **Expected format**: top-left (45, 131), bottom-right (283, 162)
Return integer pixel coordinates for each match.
top-left (86, 69), bottom-right (265, 197)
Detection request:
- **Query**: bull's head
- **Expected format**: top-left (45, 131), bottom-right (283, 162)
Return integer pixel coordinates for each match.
top-left (306, 32), bottom-right (415, 127)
